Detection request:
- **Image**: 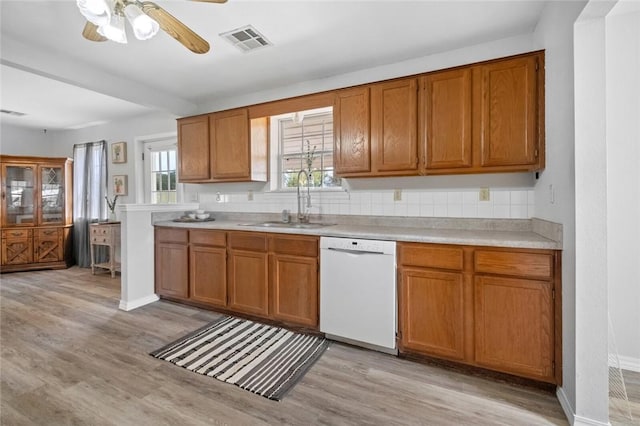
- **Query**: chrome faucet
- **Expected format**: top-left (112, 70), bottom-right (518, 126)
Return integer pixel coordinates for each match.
top-left (297, 169), bottom-right (311, 223)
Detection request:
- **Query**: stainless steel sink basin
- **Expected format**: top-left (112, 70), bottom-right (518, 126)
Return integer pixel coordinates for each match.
top-left (239, 221), bottom-right (335, 229)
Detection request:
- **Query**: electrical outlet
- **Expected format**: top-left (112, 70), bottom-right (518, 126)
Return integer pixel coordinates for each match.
top-left (549, 184), bottom-right (555, 204)
top-left (393, 189), bottom-right (402, 201)
top-left (247, 190), bottom-right (253, 201)
top-left (479, 187), bottom-right (490, 201)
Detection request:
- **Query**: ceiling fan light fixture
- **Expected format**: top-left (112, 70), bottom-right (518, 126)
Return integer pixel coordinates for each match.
top-left (124, 3), bottom-right (159, 41)
top-left (97, 11), bottom-right (128, 44)
top-left (77, 0), bottom-right (112, 26)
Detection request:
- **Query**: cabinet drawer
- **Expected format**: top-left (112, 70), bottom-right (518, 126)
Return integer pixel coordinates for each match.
top-left (91, 235), bottom-right (112, 245)
top-left (399, 243), bottom-right (464, 271)
top-left (474, 250), bottom-right (553, 279)
top-left (269, 235), bottom-right (318, 257)
top-left (228, 232), bottom-right (267, 252)
top-left (155, 227), bottom-right (189, 244)
top-left (190, 229), bottom-right (226, 247)
top-left (2, 229), bottom-right (32, 240)
top-left (90, 226), bottom-right (109, 236)
top-left (37, 228), bottom-right (60, 239)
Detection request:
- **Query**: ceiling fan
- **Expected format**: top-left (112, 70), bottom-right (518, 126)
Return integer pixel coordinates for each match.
top-left (78, 0), bottom-right (227, 54)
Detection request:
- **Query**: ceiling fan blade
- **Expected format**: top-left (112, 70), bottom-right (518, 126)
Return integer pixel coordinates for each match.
top-left (82, 21), bottom-right (107, 42)
top-left (141, 1), bottom-right (210, 54)
top-left (189, 0), bottom-right (228, 3)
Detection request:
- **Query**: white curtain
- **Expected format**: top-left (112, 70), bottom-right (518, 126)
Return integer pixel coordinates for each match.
top-left (73, 141), bottom-right (107, 267)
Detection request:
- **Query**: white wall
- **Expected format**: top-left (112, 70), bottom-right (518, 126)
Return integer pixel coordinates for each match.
top-left (606, 5), bottom-right (640, 371)
top-left (50, 111), bottom-right (177, 205)
top-left (0, 123), bottom-right (57, 157)
top-left (532, 1), bottom-right (587, 420)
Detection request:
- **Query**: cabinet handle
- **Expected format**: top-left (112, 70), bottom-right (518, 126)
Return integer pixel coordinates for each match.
top-left (1, 191), bottom-right (5, 200)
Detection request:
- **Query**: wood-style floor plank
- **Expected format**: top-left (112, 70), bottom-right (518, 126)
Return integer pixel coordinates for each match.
top-left (0, 267), bottom-right (626, 425)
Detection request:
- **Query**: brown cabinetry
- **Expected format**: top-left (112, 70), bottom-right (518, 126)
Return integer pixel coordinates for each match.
top-left (371, 78), bottom-right (419, 175)
top-left (177, 108), bottom-right (268, 183)
top-left (227, 232), bottom-right (269, 317)
top-left (334, 87), bottom-right (371, 174)
top-left (421, 68), bottom-right (472, 170)
top-left (155, 228), bottom-right (189, 299)
top-left (398, 242), bottom-right (560, 384)
top-left (0, 155), bottom-right (73, 273)
top-left (190, 230), bottom-right (227, 307)
top-left (270, 234), bottom-right (319, 327)
top-left (155, 228), bottom-right (320, 329)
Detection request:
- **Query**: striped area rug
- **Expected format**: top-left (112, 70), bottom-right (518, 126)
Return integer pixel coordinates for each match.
top-left (150, 316), bottom-right (329, 401)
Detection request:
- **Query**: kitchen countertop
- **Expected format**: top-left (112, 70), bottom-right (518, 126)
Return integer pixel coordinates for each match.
top-left (153, 213), bottom-right (562, 250)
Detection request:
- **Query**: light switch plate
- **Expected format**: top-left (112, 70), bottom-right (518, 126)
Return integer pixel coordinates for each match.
top-left (479, 188), bottom-right (490, 201)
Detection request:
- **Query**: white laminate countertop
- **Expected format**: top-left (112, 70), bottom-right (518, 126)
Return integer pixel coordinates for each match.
top-left (153, 217), bottom-right (562, 250)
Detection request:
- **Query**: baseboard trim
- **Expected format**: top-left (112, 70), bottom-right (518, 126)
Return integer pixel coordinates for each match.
top-left (557, 387), bottom-right (612, 426)
top-left (609, 354), bottom-right (640, 373)
top-left (119, 294), bottom-right (159, 311)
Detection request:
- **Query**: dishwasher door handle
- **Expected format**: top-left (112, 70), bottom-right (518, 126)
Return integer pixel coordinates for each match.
top-left (326, 247), bottom-right (385, 256)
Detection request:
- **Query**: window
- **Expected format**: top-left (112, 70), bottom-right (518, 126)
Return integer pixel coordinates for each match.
top-left (276, 107), bottom-right (341, 190)
top-left (143, 139), bottom-right (180, 203)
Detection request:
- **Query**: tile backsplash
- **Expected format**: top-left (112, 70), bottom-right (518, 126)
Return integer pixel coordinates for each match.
top-left (198, 189), bottom-right (535, 219)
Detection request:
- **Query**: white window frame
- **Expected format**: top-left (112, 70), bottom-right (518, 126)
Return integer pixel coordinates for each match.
top-left (268, 106), bottom-right (341, 192)
top-left (142, 138), bottom-right (183, 204)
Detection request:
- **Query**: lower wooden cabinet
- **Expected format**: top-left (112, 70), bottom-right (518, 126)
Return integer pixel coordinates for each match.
top-left (155, 228), bottom-right (189, 299)
top-left (400, 268), bottom-right (465, 360)
top-left (474, 275), bottom-right (554, 381)
top-left (154, 227), bottom-right (320, 329)
top-left (190, 230), bottom-right (227, 307)
top-left (270, 235), bottom-right (319, 327)
top-left (1, 226), bottom-right (71, 272)
top-left (398, 242), bottom-right (561, 384)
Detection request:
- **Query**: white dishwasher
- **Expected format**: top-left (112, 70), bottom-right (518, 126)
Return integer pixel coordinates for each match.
top-left (320, 236), bottom-right (397, 354)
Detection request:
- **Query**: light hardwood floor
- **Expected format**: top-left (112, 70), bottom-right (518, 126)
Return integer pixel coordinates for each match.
top-left (0, 266), bottom-right (614, 425)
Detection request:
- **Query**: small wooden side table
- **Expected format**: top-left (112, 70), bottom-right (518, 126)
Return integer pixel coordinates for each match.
top-left (90, 222), bottom-right (121, 278)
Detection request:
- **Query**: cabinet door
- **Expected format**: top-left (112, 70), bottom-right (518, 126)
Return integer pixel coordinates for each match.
top-left (155, 242), bottom-right (189, 298)
top-left (370, 78), bottom-right (418, 174)
top-left (334, 87), bottom-right (371, 174)
top-left (422, 69), bottom-right (472, 169)
top-left (1, 163), bottom-right (37, 227)
top-left (35, 228), bottom-right (62, 263)
top-left (227, 249), bottom-right (269, 317)
top-left (1, 229), bottom-right (33, 265)
top-left (178, 115), bottom-right (210, 182)
top-left (38, 165), bottom-right (65, 226)
top-left (190, 245), bottom-right (227, 307)
top-left (271, 254), bottom-right (318, 327)
top-left (474, 275), bottom-right (554, 381)
top-left (210, 108), bottom-right (250, 180)
top-left (400, 268), bottom-right (465, 360)
top-left (477, 55), bottom-right (539, 167)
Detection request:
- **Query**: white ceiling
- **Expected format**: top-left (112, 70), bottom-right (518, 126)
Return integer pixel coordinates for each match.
top-left (0, 0), bottom-right (549, 131)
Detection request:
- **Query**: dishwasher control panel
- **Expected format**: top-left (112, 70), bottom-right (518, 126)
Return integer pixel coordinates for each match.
top-left (320, 237), bottom-right (396, 255)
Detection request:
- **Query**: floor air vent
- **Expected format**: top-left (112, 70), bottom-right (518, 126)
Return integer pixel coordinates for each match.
top-left (219, 25), bottom-right (272, 52)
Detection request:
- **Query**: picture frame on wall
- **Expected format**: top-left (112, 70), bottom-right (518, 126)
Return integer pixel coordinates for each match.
top-left (113, 175), bottom-right (128, 196)
top-left (111, 142), bottom-right (127, 164)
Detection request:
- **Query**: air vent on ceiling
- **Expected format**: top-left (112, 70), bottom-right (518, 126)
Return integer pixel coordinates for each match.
top-left (1, 109), bottom-right (26, 117)
top-left (219, 25), bottom-right (272, 52)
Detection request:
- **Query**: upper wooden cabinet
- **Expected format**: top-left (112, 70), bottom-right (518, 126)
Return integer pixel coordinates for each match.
top-left (421, 68), bottom-right (472, 170)
top-left (177, 108), bottom-right (268, 183)
top-left (422, 51), bottom-right (544, 175)
top-left (371, 78), bottom-right (419, 175)
top-left (334, 87), bottom-right (371, 174)
top-left (476, 54), bottom-right (541, 169)
top-left (177, 115), bottom-right (210, 181)
top-left (1, 155), bottom-right (73, 273)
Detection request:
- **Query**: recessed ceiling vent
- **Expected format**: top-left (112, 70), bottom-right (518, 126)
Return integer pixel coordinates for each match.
top-left (1, 109), bottom-right (26, 117)
top-left (219, 25), bottom-right (272, 52)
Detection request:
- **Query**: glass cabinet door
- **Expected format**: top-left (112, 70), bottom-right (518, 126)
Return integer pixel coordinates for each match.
top-left (2, 164), bottom-right (36, 226)
top-left (40, 166), bottom-right (64, 225)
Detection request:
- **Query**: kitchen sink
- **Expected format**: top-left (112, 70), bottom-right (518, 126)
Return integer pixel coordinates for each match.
top-left (239, 221), bottom-right (336, 229)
